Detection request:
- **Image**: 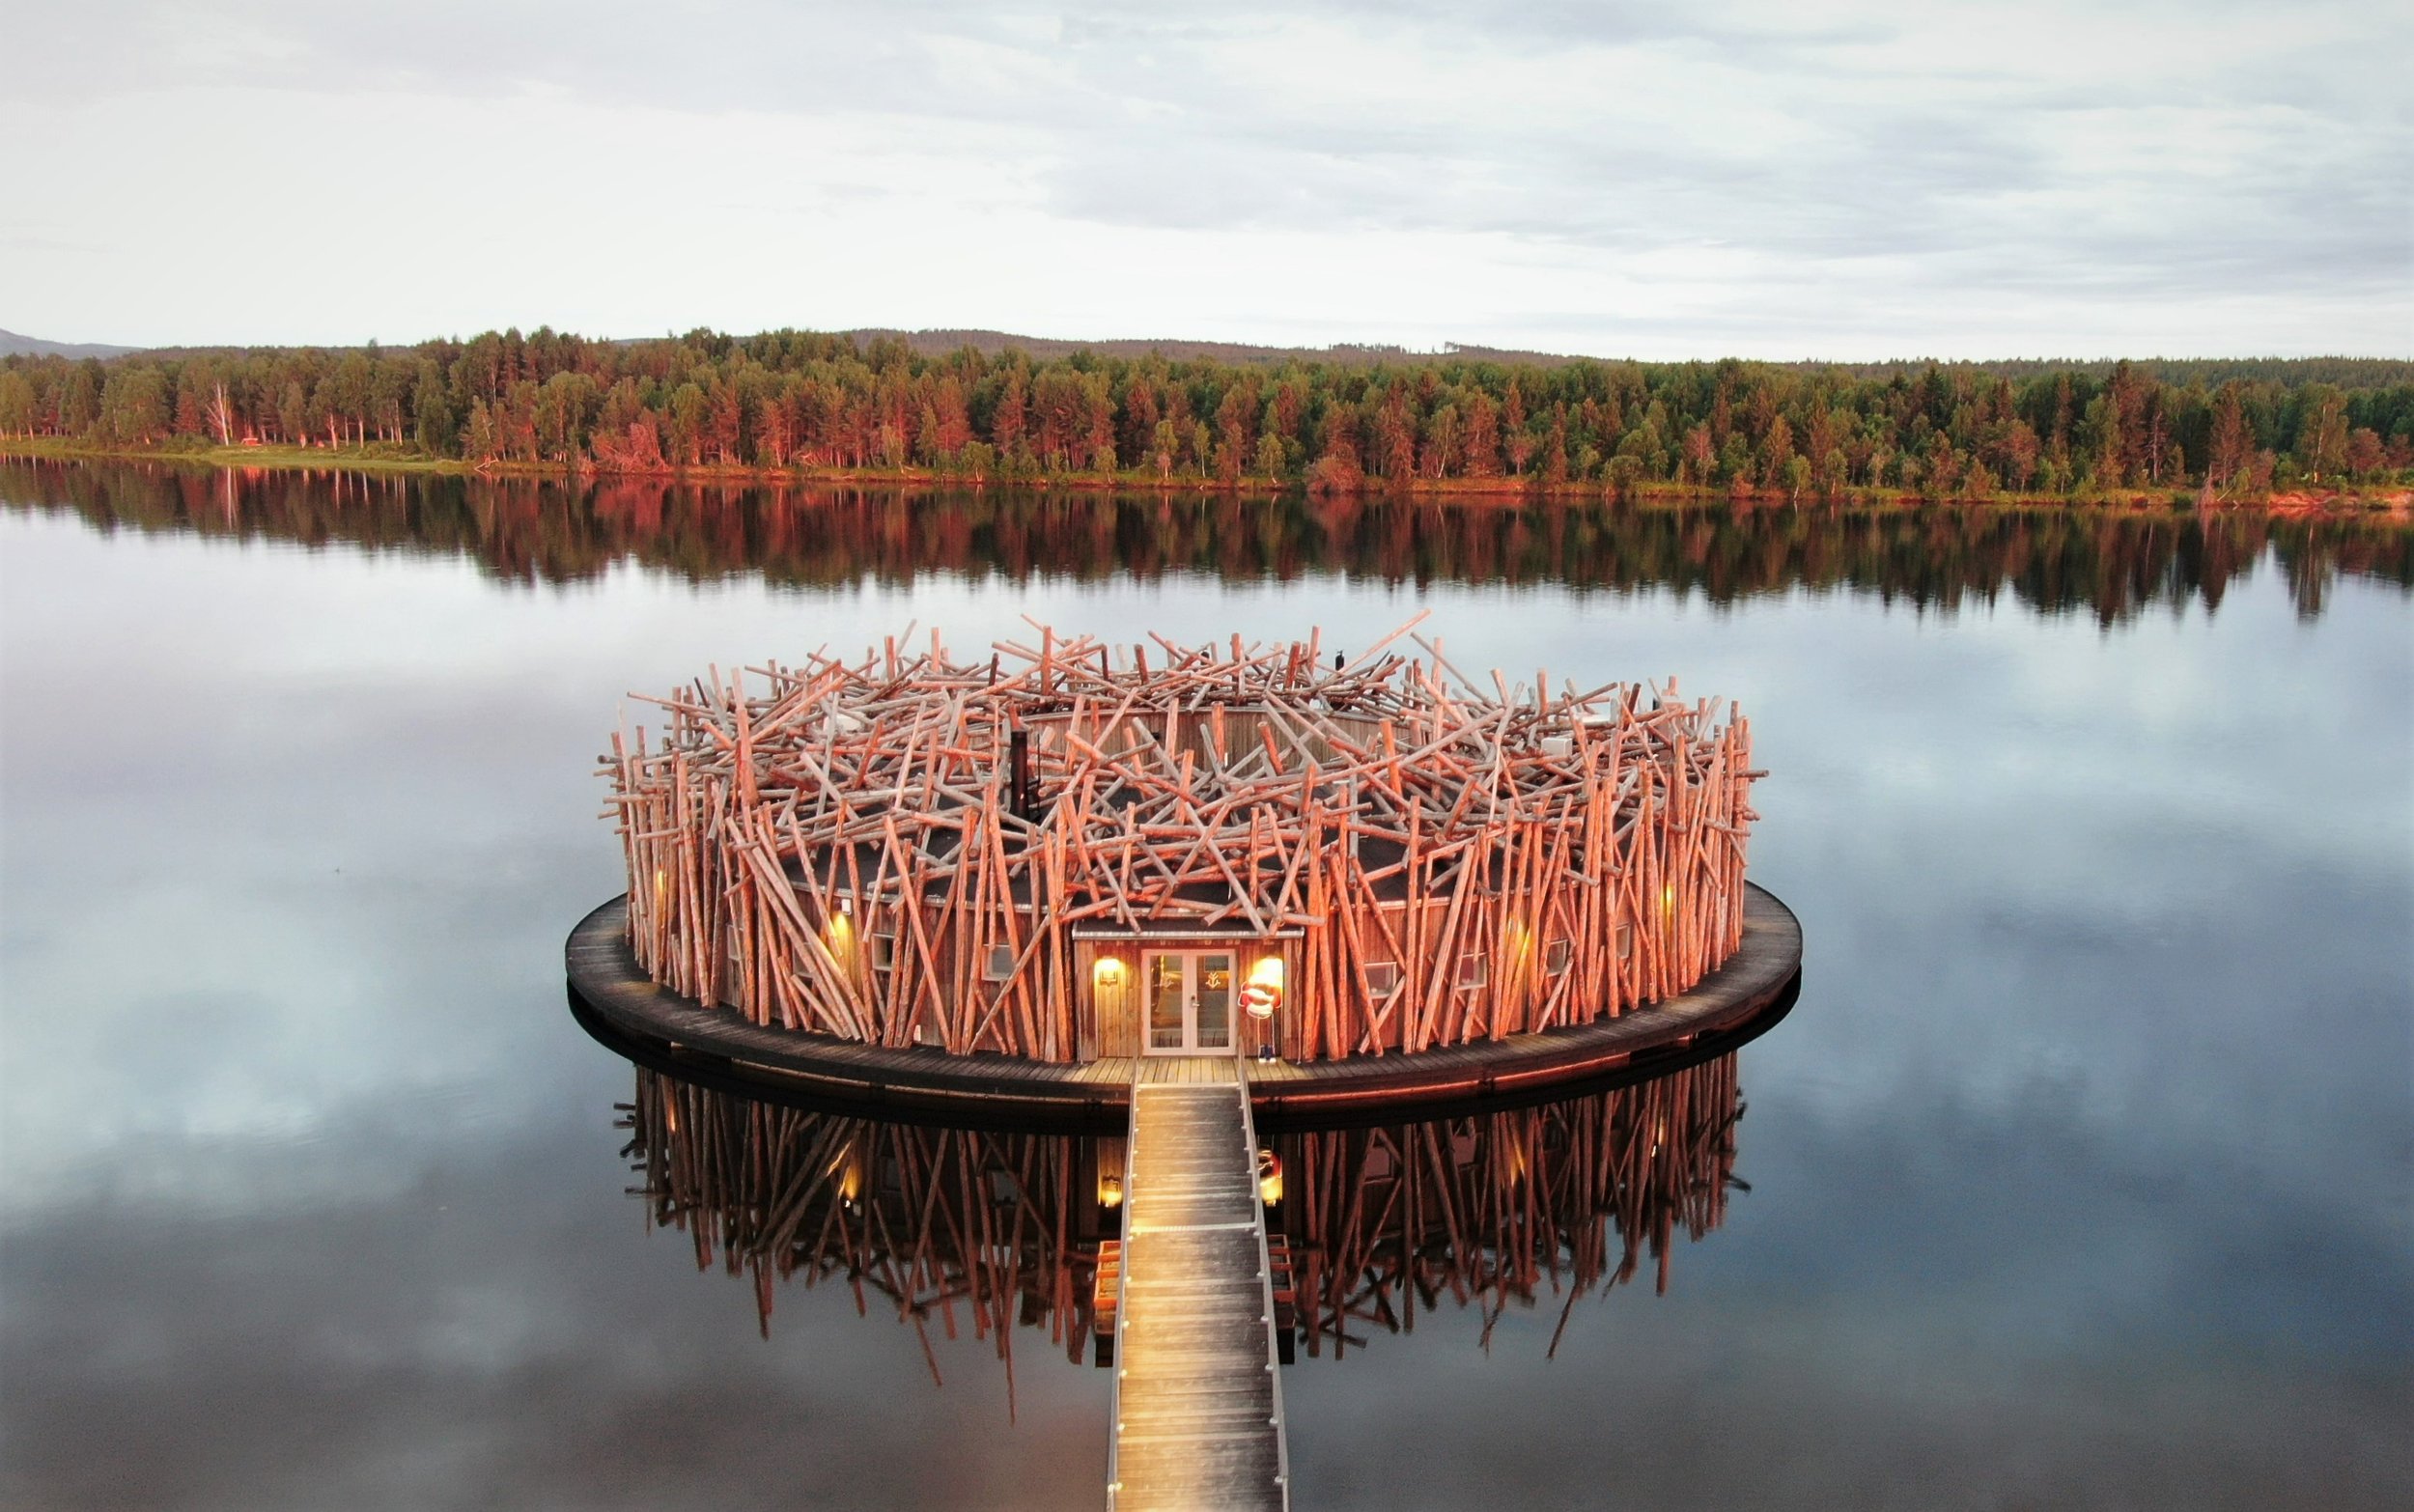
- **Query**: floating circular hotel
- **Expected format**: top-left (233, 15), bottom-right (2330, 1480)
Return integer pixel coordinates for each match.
top-left (573, 617), bottom-right (1797, 1116)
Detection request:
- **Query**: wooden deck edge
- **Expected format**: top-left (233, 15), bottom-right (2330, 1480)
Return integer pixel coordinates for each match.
top-left (565, 884), bottom-right (1803, 1130)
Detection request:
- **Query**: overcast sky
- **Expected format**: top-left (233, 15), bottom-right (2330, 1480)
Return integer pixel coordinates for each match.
top-left (6, 0), bottom-right (2409, 358)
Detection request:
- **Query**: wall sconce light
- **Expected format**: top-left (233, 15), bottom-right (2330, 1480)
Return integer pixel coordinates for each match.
top-left (1094, 957), bottom-right (1125, 987)
top-left (1256, 1147), bottom-right (1283, 1207)
top-left (1242, 956), bottom-right (1284, 1020)
top-left (1097, 1171), bottom-right (1124, 1210)
top-left (827, 1141), bottom-right (864, 1205)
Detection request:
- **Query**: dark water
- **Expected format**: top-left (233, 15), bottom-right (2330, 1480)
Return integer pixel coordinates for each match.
top-left (2, 462), bottom-right (2409, 1510)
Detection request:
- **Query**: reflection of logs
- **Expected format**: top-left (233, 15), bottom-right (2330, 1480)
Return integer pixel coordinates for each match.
top-left (620, 1054), bottom-right (1750, 1383)
top-left (1273, 1054), bottom-right (1745, 1359)
top-left (620, 1071), bottom-right (1112, 1409)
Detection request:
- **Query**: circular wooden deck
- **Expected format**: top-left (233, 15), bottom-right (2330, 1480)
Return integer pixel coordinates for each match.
top-left (565, 883), bottom-right (1802, 1130)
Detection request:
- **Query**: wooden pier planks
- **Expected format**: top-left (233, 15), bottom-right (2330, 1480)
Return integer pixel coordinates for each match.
top-left (1109, 1070), bottom-right (1288, 1511)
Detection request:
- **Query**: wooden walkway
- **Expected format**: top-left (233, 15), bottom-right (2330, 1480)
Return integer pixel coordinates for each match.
top-left (1109, 1065), bottom-right (1288, 1511)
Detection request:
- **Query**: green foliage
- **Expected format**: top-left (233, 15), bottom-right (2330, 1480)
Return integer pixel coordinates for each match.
top-left (5, 333), bottom-right (2410, 495)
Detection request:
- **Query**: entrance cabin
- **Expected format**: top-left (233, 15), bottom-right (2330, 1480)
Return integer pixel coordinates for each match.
top-left (602, 620), bottom-right (1760, 1064)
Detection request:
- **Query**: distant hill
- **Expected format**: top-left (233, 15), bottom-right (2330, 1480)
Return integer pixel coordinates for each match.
top-left (9, 322), bottom-right (2406, 393)
top-left (0, 328), bottom-right (143, 359)
top-left (831, 328), bottom-right (1581, 368)
top-left (825, 330), bottom-right (2411, 388)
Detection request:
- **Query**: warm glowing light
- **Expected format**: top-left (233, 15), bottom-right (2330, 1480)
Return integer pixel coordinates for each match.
top-left (1256, 1148), bottom-right (1283, 1207)
top-left (1503, 917), bottom-right (1532, 967)
top-left (1093, 957), bottom-right (1125, 987)
top-left (827, 1141), bottom-right (864, 1203)
top-left (1242, 956), bottom-right (1286, 1019)
top-left (1097, 1171), bottom-right (1124, 1209)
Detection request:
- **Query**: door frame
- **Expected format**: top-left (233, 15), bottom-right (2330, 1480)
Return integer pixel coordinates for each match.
top-left (1141, 947), bottom-right (1239, 1055)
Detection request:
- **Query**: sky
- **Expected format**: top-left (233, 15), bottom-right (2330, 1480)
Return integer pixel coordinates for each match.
top-left (5, 0), bottom-right (2409, 358)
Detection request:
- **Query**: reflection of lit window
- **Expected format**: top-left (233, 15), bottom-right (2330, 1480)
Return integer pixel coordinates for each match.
top-left (1457, 954), bottom-right (1487, 989)
top-left (985, 943), bottom-right (1015, 980)
top-left (1544, 938), bottom-right (1572, 976)
top-left (869, 934), bottom-right (898, 971)
top-left (1363, 961), bottom-right (1401, 997)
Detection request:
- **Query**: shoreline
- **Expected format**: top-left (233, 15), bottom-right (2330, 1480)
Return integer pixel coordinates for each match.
top-left (3, 437), bottom-right (2407, 516)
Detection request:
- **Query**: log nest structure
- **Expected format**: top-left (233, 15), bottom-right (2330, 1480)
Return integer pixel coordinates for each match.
top-left (602, 615), bottom-right (1764, 1066)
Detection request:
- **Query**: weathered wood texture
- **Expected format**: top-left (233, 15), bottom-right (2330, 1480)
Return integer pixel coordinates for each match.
top-left (601, 616), bottom-right (1762, 1065)
top-left (1110, 1076), bottom-right (1288, 1511)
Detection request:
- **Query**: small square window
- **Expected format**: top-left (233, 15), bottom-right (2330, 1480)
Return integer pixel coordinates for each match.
top-left (1616, 923), bottom-right (1634, 960)
top-left (984, 943), bottom-right (1015, 981)
top-left (1457, 954), bottom-right (1487, 989)
top-left (869, 934), bottom-right (898, 971)
top-left (1544, 938), bottom-right (1573, 976)
top-left (1363, 960), bottom-right (1401, 997)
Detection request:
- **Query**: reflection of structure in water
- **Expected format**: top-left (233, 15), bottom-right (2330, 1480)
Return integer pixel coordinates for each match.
top-left (1270, 1052), bottom-right (1742, 1358)
top-left (618, 1073), bottom-right (1113, 1405)
top-left (620, 1053), bottom-right (1746, 1377)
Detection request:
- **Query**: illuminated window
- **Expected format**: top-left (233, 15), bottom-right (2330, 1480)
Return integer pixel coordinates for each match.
top-left (1544, 938), bottom-right (1573, 976)
top-left (984, 943), bottom-right (1015, 981)
top-left (1363, 961), bottom-right (1401, 997)
top-left (1457, 953), bottom-right (1487, 989)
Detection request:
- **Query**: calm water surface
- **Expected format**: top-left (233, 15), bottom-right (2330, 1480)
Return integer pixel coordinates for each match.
top-left (3, 462), bottom-right (2409, 1510)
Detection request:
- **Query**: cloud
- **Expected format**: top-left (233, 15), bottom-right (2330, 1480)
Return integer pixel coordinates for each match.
top-left (2, 0), bottom-right (2405, 352)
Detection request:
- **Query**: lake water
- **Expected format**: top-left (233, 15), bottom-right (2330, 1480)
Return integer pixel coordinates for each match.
top-left (3, 461), bottom-right (2409, 1510)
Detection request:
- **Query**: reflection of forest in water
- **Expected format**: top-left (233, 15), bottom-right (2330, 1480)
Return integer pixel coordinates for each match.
top-left (619, 1056), bottom-right (1744, 1388)
top-left (11, 460), bottom-right (2411, 622)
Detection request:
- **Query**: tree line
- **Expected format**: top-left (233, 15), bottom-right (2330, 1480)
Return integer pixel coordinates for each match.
top-left (3, 328), bottom-right (2409, 499)
top-left (12, 460), bottom-right (2405, 625)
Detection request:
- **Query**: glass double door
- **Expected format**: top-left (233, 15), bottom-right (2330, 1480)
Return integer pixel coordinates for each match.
top-left (1144, 950), bottom-right (1235, 1054)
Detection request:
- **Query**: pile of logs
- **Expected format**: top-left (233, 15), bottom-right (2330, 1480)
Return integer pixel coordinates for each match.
top-left (603, 612), bottom-right (1760, 1060)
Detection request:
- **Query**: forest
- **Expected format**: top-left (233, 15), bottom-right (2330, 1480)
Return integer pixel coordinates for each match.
top-left (3, 328), bottom-right (2409, 501)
